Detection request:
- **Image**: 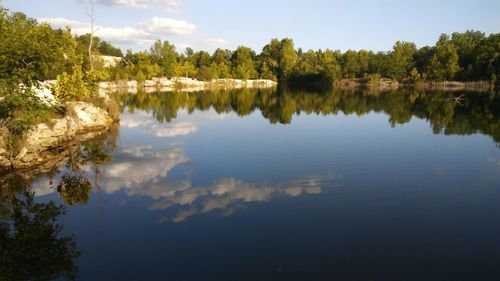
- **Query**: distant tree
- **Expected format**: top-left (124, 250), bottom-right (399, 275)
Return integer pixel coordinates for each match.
top-left (387, 41), bottom-right (416, 80)
top-left (321, 49), bottom-right (342, 81)
top-left (450, 30), bottom-right (485, 80)
top-left (259, 39), bottom-right (281, 79)
top-left (98, 41), bottom-right (123, 57)
top-left (212, 48), bottom-right (233, 78)
top-left (177, 60), bottom-right (196, 78)
top-left (150, 40), bottom-right (178, 77)
top-left (367, 51), bottom-right (388, 77)
top-left (197, 65), bottom-right (214, 81)
top-left (278, 38), bottom-right (298, 80)
top-left (413, 46), bottom-right (434, 77)
top-left (426, 41), bottom-right (460, 81)
top-left (342, 50), bottom-right (360, 78)
top-left (475, 33), bottom-right (500, 81)
top-left (259, 61), bottom-right (276, 80)
top-left (232, 46), bottom-right (258, 79)
top-left (357, 49), bottom-right (370, 76)
top-left (193, 51), bottom-right (212, 68)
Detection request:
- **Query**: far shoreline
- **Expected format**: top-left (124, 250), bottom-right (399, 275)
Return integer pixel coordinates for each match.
top-left (330, 78), bottom-right (496, 92)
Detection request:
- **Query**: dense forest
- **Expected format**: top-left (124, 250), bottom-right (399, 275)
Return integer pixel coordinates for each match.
top-left (0, 4), bottom-right (499, 90)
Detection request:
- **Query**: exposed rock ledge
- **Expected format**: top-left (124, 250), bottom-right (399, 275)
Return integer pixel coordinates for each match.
top-left (99, 77), bottom-right (278, 94)
top-left (0, 102), bottom-right (112, 170)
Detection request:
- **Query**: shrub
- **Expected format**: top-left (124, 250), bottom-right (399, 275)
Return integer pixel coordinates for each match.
top-left (0, 84), bottom-right (58, 151)
top-left (54, 65), bottom-right (88, 102)
top-left (85, 70), bottom-right (110, 96)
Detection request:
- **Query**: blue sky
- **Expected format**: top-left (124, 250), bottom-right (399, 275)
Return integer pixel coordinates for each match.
top-left (3, 0), bottom-right (500, 53)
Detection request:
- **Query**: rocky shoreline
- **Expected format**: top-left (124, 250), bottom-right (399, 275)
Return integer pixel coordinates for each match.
top-left (0, 102), bottom-right (112, 170)
top-left (99, 77), bottom-right (278, 94)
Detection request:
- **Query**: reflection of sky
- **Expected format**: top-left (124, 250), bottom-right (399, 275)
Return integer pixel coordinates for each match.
top-left (121, 110), bottom-right (198, 138)
top-left (101, 145), bottom-right (330, 222)
top-left (31, 108), bottom-right (334, 222)
top-left (31, 107), bottom-right (500, 224)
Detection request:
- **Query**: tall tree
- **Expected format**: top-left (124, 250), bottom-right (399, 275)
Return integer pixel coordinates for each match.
top-left (278, 38), bottom-right (298, 80)
top-left (150, 40), bottom-right (178, 77)
top-left (232, 46), bottom-right (258, 80)
top-left (387, 41), bottom-right (417, 80)
top-left (342, 50), bottom-right (360, 78)
top-left (450, 30), bottom-right (485, 80)
top-left (426, 40), bottom-right (460, 81)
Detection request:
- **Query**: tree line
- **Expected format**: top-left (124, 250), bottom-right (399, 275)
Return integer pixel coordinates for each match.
top-left (1, 4), bottom-right (499, 90)
top-left (106, 32), bottom-right (499, 86)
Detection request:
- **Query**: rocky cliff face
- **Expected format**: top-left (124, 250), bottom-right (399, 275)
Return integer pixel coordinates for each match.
top-left (0, 101), bottom-right (112, 170)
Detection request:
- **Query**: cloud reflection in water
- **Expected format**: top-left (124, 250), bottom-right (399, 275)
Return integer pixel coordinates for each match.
top-left (100, 144), bottom-right (333, 222)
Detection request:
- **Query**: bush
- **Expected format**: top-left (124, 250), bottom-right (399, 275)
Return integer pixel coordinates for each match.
top-left (85, 70), bottom-right (109, 96)
top-left (0, 85), bottom-right (58, 151)
top-left (54, 65), bottom-right (88, 102)
top-left (409, 68), bottom-right (422, 82)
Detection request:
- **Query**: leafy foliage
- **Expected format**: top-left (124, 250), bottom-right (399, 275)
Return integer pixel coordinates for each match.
top-left (0, 85), bottom-right (56, 143)
top-left (54, 64), bottom-right (88, 102)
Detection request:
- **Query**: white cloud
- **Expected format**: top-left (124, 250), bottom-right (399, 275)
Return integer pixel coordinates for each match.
top-left (204, 37), bottom-right (227, 46)
top-left (38, 15), bottom-right (195, 44)
top-left (137, 17), bottom-right (195, 36)
top-left (103, 145), bottom-right (189, 193)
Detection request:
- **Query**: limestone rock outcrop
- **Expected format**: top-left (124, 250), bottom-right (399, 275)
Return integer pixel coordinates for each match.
top-left (0, 101), bottom-right (112, 170)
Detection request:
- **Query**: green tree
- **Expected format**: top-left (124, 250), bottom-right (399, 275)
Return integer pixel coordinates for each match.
top-left (426, 41), bottom-right (460, 81)
top-left (98, 40), bottom-right (123, 57)
top-left (387, 41), bottom-right (417, 80)
top-left (475, 33), bottom-right (500, 81)
top-left (259, 39), bottom-right (281, 80)
top-left (177, 60), bottom-right (196, 78)
top-left (54, 60), bottom-right (88, 102)
top-left (321, 50), bottom-right (342, 81)
top-left (212, 48), bottom-right (233, 78)
top-left (342, 50), bottom-right (360, 78)
top-left (0, 9), bottom-right (78, 84)
top-left (278, 38), bottom-right (298, 80)
top-left (149, 40), bottom-right (178, 77)
top-left (450, 30), bottom-right (485, 80)
top-left (232, 46), bottom-right (258, 79)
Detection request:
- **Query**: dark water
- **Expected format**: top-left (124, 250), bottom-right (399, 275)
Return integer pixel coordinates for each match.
top-left (1, 88), bottom-right (500, 280)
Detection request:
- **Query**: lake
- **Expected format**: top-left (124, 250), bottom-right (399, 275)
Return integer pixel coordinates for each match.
top-left (1, 88), bottom-right (500, 280)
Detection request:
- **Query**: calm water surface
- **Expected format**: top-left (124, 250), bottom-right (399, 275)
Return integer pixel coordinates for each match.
top-left (2, 88), bottom-right (500, 280)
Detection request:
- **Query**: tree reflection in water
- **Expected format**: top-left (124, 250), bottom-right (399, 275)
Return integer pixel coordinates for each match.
top-left (121, 88), bottom-right (500, 144)
top-left (0, 177), bottom-right (79, 281)
top-left (0, 126), bottom-right (118, 280)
